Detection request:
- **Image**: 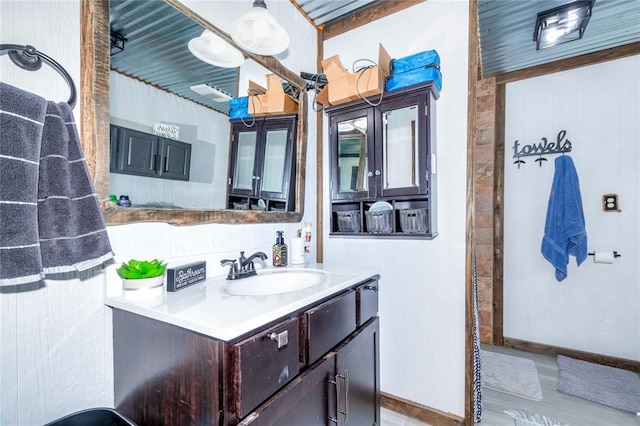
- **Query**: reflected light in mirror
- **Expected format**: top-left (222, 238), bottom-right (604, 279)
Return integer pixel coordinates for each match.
top-left (188, 29), bottom-right (244, 68)
top-left (231, 0), bottom-right (289, 56)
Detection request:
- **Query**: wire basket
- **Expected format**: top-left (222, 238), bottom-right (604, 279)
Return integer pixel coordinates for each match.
top-left (336, 210), bottom-right (361, 233)
top-left (233, 202), bottom-right (248, 210)
top-left (365, 210), bottom-right (393, 233)
top-left (399, 208), bottom-right (429, 233)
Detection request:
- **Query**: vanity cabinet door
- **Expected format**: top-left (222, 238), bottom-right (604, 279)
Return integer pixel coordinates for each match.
top-left (239, 352), bottom-right (337, 426)
top-left (334, 317), bottom-right (380, 426)
top-left (228, 317), bottom-right (300, 421)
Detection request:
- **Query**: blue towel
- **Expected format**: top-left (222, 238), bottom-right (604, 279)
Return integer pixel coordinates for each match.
top-left (0, 82), bottom-right (113, 286)
top-left (541, 155), bottom-right (587, 282)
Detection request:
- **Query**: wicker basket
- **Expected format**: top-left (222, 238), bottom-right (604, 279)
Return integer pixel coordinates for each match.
top-left (399, 208), bottom-right (429, 233)
top-left (336, 210), bottom-right (361, 232)
top-left (365, 210), bottom-right (393, 233)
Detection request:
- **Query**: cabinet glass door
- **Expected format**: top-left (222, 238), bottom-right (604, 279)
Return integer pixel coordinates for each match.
top-left (331, 108), bottom-right (375, 200)
top-left (234, 130), bottom-right (258, 192)
top-left (377, 95), bottom-right (427, 197)
top-left (260, 129), bottom-right (288, 193)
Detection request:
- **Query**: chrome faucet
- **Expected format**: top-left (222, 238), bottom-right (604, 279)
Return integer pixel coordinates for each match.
top-left (221, 251), bottom-right (268, 280)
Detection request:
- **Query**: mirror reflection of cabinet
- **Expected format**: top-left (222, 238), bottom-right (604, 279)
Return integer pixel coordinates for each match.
top-left (110, 125), bottom-right (191, 181)
top-left (227, 115), bottom-right (297, 212)
top-left (328, 84), bottom-right (438, 238)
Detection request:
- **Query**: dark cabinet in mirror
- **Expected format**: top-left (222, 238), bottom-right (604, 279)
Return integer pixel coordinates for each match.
top-left (80, 0), bottom-right (308, 225)
top-left (228, 116), bottom-right (297, 212)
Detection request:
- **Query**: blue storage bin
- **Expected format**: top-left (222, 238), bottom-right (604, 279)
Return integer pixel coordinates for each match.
top-left (386, 66), bottom-right (442, 92)
top-left (386, 49), bottom-right (442, 92)
top-left (229, 96), bottom-right (253, 119)
top-left (389, 50), bottom-right (440, 74)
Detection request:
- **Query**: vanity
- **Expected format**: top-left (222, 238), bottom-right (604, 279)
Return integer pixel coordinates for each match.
top-left (105, 265), bottom-right (380, 425)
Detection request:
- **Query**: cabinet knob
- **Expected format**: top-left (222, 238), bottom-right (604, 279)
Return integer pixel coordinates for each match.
top-left (269, 330), bottom-right (288, 348)
top-left (252, 175), bottom-right (261, 180)
top-left (374, 170), bottom-right (381, 176)
top-left (367, 171), bottom-right (374, 177)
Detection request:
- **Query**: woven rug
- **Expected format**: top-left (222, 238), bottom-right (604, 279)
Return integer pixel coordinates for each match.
top-left (481, 350), bottom-right (542, 401)
top-left (557, 355), bottom-right (640, 415)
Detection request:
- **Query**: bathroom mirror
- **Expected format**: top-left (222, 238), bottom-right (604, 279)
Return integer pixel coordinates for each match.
top-left (80, 0), bottom-right (308, 225)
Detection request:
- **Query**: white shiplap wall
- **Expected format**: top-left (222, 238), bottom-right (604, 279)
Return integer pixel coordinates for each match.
top-left (323, 0), bottom-right (470, 416)
top-left (503, 55), bottom-right (640, 361)
top-left (0, 0), bottom-right (317, 424)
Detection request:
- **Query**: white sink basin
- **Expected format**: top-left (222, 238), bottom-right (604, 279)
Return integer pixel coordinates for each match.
top-left (222, 268), bottom-right (329, 296)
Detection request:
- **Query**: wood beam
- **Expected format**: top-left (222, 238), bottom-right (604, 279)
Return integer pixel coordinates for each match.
top-left (323, 1), bottom-right (425, 40)
top-left (496, 41), bottom-right (640, 85)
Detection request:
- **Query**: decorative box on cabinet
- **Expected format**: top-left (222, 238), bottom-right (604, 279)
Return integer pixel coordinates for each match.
top-left (110, 125), bottom-right (191, 181)
top-left (113, 277), bottom-right (380, 426)
top-left (227, 115), bottom-right (297, 212)
top-left (327, 83), bottom-right (439, 238)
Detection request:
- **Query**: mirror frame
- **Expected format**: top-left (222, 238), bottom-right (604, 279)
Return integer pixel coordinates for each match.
top-left (80, 0), bottom-right (308, 225)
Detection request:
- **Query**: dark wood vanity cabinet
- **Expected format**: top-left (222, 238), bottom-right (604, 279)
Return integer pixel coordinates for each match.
top-left (227, 115), bottom-right (297, 212)
top-left (327, 83), bottom-right (438, 238)
top-left (110, 125), bottom-right (191, 181)
top-left (113, 278), bottom-right (379, 426)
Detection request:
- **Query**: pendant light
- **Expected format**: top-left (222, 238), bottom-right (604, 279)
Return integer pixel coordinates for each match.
top-left (230, 0), bottom-right (290, 56)
top-left (188, 29), bottom-right (244, 68)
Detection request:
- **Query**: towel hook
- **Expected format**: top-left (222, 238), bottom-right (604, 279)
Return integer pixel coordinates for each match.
top-left (0, 44), bottom-right (77, 108)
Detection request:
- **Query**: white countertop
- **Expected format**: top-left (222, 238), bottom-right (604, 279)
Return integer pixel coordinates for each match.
top-left (104, 263), bottom-right (377, 342)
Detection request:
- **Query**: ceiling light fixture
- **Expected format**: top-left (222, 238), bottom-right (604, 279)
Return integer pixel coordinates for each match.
top-left (190, 84), bottom-right (233, 102)
top-left (188, 29), bottom-right (244, 68)
top-left (230, 0), bottom-right (290, 56)
top-left (533, 0), bottom-right (594, 50)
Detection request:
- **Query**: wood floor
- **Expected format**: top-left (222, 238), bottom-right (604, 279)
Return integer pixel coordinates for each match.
top-left (478, 345), bottom-right (640, 426)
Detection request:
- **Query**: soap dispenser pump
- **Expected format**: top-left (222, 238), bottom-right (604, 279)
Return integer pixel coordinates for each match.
top-left (272, 231), bottom-right (288, 267)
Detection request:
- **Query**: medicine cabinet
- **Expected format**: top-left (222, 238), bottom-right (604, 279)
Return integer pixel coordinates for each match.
top-left (227, 115), bottom-right (297, 212)
top-left (327, 83), bottom-right (438, 238)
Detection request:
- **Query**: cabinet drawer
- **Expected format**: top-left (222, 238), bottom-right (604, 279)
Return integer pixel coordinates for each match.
top-left (302, 290), bottom-right (356, 365)
top-left (357, 280), bottom-right (379, 326)
top-left (230, 317), bottom-right (300, 419)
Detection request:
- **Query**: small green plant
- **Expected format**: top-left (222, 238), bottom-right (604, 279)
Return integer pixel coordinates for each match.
top-left (117, 259), bottom-right (167, 279)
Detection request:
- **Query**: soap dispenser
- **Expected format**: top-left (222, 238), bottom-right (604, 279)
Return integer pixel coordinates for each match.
top-left (272, 231), bottom-right (288, 267)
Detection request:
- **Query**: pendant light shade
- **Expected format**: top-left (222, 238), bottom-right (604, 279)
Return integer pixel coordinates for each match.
top-left (230, 0), bottom-right (290, 56)
top-left (188, 29), bottom-right (244, 68)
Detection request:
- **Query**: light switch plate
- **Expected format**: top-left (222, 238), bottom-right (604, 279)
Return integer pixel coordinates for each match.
top-left (602, 193), bottom-right (621, 212)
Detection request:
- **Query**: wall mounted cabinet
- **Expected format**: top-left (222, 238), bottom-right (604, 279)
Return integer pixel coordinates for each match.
top-left (227, 115), bottom-right (297, 212)
top-left (327, 83), bottom-right (439, 238)
top-left (110, 125), bottom-right (191, 181)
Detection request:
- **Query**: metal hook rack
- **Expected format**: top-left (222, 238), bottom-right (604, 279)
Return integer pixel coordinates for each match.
top-left (0, 44), bottom-right (77, 108)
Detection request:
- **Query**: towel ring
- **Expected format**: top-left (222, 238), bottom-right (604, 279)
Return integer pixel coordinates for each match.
top-left (0, 44), bottom-right (77, 108)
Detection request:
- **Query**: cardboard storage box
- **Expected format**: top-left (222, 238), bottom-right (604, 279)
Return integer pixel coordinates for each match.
top-left (247, 74), bottom-right (298, 116)
top-left (321, 43), bottom-right (391, 106)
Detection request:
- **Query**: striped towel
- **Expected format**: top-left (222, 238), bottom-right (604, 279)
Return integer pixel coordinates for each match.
top-left (0, 82), bottom-right (113, 286)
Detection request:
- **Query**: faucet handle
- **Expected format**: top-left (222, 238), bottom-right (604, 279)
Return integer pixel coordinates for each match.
top-left (221, 259), bottom-right (238, 280)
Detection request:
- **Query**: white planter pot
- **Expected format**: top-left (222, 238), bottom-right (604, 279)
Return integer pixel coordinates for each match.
top-left (121, 275), bottom-right (164, 291)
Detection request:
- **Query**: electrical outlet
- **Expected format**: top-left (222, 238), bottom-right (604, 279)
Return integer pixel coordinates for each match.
top-left (602, 193), bottom-right (621, 212)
